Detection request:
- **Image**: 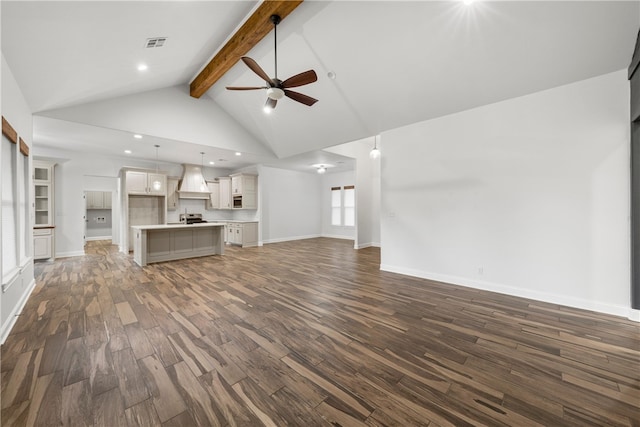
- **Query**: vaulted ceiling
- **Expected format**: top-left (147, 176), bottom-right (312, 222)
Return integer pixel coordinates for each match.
top-left (2, 1), bottom-right (638, 171)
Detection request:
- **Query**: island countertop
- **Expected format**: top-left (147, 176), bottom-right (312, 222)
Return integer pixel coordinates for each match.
top-left (131, 223), bottom-right (225, 266)
top-left (131, 223), bottom-right (225, 231)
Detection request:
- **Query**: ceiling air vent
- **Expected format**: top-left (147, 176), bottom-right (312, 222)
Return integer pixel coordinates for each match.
top-left (145, 37), bottom-right (167, 48)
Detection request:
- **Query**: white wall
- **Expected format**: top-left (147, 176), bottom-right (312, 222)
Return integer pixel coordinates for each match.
top-left (321, 170), bottom-right (356, 240)
top-left (258, 165), bottom-right (322, 244)
top-left (1, 53), bottom-right (36, 342)
top-left (381, 70), bottom-right (632, 318)
top-left (325, 138), bottom-right (381, 248)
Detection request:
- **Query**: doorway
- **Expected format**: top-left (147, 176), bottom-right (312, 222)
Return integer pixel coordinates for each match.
top-left (85, 190), bottom-right (114, 244)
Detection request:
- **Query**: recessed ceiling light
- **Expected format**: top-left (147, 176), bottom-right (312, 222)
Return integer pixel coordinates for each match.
top-left (137, 64), bottom-right (148, 72)
top-left (463, 0), bottom-right (475, 5)
top-left (235, 152), bottom-right (242, 156)
top-left (209, 161), bottom-right (215, 165)
top-left (124, 150), bottom-right (132, 154)
top-left (327, 71), bottom-right (336, 80)
top-left (133, 134), bottom-right (142, 139)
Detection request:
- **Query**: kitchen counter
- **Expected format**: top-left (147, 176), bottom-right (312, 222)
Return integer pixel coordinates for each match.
top-left (131, 223), bottom-right (224, 266)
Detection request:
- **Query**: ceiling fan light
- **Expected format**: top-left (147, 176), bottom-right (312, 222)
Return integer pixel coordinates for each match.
top-left (317, 165), bottom-right (326, 174)
top-left (266, 87), bottom-right (285, 100)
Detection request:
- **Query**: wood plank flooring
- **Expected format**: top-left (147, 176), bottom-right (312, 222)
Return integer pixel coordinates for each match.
top-left (2, 238), bottom-right (639, 426)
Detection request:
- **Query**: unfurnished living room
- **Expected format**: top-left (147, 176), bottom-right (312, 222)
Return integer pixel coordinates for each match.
top-left (1, 1), bottom-right (639, 426)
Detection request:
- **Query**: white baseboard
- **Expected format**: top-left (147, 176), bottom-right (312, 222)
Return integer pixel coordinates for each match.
top-left (354, 242), bottom-right (381, 249)
top-left (628, 309), bottom-right (640, 322)
top-left (380, 263), bottom-right (636, 321)
top-left (0, 277), bottom-right (37, 344)
top-left (320, 234), bottom-right (355, 241)
top-left (262, 234), bottom-right (321, 244)
top-left (85, 236), bottom-right (111, 241)
top-left (55, 250), bottom-right (86, 258)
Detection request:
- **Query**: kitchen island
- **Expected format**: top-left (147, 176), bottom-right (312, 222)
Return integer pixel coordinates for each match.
top-left (131, 223), bottom-right (225, 267)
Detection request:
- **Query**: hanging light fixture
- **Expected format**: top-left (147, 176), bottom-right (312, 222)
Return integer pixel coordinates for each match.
top-left (152, 144), bottom-right (162, 191)
top-left (199, 152), bottom-right (208, 191)
top-left (370, 135), bottom-right (381, 159)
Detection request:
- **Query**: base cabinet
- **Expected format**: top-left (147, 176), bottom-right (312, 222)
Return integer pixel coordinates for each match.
top-left (34, 228), bottom-right (54, 260)
top-left (226, 222), bottom-right (258, 248)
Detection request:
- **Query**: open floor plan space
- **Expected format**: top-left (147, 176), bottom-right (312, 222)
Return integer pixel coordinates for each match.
top-left (1, 239), bottom-right (639, 426)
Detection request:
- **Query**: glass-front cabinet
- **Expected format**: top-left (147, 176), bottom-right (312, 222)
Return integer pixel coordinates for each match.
top-left (33, 160), bottom-right (55, 260)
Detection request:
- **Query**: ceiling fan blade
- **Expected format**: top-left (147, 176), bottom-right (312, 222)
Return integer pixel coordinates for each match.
top-left (282, 70), bottom-right (318, 88)
top-left (265, 97), bottom-right (277, 110)
top-left (284, 89), bottom-right (318, 106)
top-left (226, 86), bottom-right (268, 90)
top-left (241, 57), bottom-right (273, 85)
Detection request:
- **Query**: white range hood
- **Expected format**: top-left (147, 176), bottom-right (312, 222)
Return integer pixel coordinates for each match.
top-left (177, 164), bottom-right (211, 199)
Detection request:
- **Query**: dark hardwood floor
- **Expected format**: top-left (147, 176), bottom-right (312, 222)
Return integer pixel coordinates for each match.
top-left (1, 238), bottom-right (639, 426)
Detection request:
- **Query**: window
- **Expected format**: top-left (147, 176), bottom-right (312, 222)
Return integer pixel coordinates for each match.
top-left (331, 187), bottom-right (341, 226)
top-left (344, 185), bottom-right (355, 226)
top-left (2, 133), bottom-right (18, 281)
top-left (330, 185), bottom-right (355, 227)
top-left (19, 142), bottom-right (30, 263)
top-left (2, 117), bottom-right (30, 286)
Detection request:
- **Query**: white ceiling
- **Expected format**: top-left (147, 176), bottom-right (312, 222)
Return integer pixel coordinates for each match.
top-left (2, 1), bottom-right (639, 172)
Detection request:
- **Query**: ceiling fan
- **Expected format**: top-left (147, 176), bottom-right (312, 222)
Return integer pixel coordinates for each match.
top-left (226, 14), bottom-right (318, 111)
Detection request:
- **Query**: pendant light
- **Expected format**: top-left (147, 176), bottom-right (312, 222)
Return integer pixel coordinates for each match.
top-left (370, 135), bottom-right (381, 159)
top-left (199, 152), bottom-right (208, 191)
top-left (152, 144), bottom-right (162, 191)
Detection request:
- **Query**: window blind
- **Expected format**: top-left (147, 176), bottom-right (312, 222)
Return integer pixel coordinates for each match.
top-left (2, 134), bottom-right (18, 280)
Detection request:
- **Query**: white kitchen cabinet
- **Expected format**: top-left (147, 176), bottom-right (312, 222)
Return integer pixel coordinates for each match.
top-left (167, 178), bottom-right (179, 211)
top-left (126, 171), bottom-right (166, 195)
top-left (218, 177), bottom-right (232, 209)
top-left (205, 181), bottom-right (220, 210)
top-left (87, 191), bottom-right (113, 209)
top-left (33, 160), bottom-right (56, 260)
top-left (226, 222), bottom-right (258, 248)
top-left (229, 173), bottom-right (257, 209)
top-left (103, 192), bottom-right (112, 209)
top-left (86, 191), bottom-right (103, 209)
top-left (33, 228), bottom-right (53, 259)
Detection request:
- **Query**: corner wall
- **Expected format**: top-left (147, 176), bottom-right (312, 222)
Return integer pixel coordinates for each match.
top-left (381, 70), bottom-right (632, 318)
top-left (258, 165), bottom-right (322, 244)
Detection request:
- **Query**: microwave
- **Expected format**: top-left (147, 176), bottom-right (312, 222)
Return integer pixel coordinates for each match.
top-left (233, 196), bottom-right (242, 208)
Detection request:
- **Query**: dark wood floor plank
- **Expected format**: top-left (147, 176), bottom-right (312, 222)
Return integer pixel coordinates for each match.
top-left (61, 379), bottom-right (92, 426)
top-left (62, 337), bottom-right (91, 386)
top-left (165, 361), bottom-right (226, 427)
top-left (92, 385), bottom-right (127, 426)
top-left (112, 347), bottom-right (150, 408)
top-left (138, 354), bottom-right (187, 422)
top-left (1, 238), bottom-right (638, 426)
top-left (88, 341), bottom-right (119, 397)
top-left (124, 398), bottom-right (161, 427)
top-left (1, 348), bottom-right (42, 409)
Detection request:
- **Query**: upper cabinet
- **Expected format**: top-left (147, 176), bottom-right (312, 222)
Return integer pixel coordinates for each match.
top-left (126, 171), bottom-right (166, 196)
top-left (33, 161), bottom-right (54, 227)
top-left (230, 173), bottom-right (257, 210)
top-left (218, 177), bottom-right (232, 210)
top-left (205, 181), bottom-right (220, 210)
top-left (167, 178), bottom-right (179, 211)
top-left (86, 191), bottom-right (112, 209)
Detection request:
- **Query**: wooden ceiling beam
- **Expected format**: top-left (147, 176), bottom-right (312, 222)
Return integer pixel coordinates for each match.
top-left (190, 0), bottom-right (303, 99)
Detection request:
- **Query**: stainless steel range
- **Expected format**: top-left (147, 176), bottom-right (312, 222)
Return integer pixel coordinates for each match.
top-left (179, 213), bottom-right (208, 224)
